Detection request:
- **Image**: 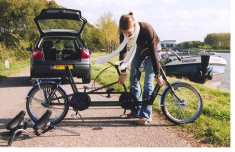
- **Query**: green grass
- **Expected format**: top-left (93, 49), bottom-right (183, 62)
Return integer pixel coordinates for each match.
top-left (90, 52), bottom-right (107, 58)
top-left (0, 61), bottom-right (30, 82)
top-left (185, 82), bottom-right (230, 146)
top-left (213, 50), bottom-right (230, 53)
top-left (91, 52), bottom-right (230, 147)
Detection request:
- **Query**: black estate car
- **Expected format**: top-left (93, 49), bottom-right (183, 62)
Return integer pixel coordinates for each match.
top-left (27, 9), bottom-right (91, 83)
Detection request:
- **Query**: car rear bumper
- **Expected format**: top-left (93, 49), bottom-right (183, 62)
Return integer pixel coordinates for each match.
top-left (31, 63), bottom-right (91, 78)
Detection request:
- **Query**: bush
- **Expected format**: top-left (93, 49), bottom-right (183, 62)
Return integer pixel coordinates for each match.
top-left (0, 41), bottom-right (31, 64)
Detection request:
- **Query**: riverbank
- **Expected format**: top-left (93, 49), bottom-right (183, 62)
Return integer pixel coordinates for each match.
top-left (217, 53), bottom-right (230, 90)
top-left (210, 49), bottom-right (230, 53)
top-left (182, 48), bottom-right (230, 53)
top-left (214, 50), bottom-right (230, 53)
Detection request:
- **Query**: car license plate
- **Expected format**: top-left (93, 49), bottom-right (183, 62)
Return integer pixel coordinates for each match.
top-left (53, 65), bottom-right (73, 70)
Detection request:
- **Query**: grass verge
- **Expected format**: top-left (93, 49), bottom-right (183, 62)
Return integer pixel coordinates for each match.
top-left (91, 52), bottom-right (230, 147)
top-left (0, 61), bottom-right (30, 82)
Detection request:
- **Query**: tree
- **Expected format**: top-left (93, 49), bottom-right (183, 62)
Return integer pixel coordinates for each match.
top-left (0, 0), bottom-right (61, 47)
top-left (204, 33), bottom-right (230, 50)
top-left (176, 41), bottom-right (203, 49)
top-left (82, 22), bottom-right (103, 51)
top-left (95, 12), bottom-right (119, 52)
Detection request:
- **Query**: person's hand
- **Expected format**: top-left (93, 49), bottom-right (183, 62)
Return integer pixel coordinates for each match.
top-left (117, 74), bottom-right (127, 85)
top-left (155, 76), bottom-right (164, 87)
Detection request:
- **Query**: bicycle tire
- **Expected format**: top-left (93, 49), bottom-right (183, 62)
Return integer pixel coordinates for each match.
top-left (160, 82), bottom-right (203, 124)
top-left (26, 83), bottom-right (69, 125)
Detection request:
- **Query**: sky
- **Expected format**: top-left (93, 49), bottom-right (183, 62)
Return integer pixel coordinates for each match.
top-left (54, 0), bottom-right (230, 43)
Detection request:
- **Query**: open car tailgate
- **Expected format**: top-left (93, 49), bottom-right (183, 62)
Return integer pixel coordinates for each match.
top-left (34, 8), bottom-right (87, 36)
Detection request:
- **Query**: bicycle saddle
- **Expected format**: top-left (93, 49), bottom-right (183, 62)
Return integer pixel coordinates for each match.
top-left (33, 110), bottom-right (52, 131)
top-left (6, 111), bottom-right (26, 131)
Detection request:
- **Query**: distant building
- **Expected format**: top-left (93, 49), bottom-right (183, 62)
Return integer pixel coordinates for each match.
top-left (161, 40), bottom-right (176, 50)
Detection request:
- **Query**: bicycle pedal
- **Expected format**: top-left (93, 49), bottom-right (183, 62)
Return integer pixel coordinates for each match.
top-left (106, 88), bottom-right (115, 98)
top-left (83, 86), bottom-right (90, 92)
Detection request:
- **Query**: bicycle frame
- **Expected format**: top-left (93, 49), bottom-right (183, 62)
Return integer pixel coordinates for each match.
top-left (63, 60), bottom-right (182, 108)
top-left (66, 64), bottom-right (129, 107)
top-left (28, 61), bottom-right (182, 111)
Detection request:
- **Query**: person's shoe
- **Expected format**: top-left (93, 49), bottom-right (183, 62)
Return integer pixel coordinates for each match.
top-left (136, 119), bottom-right (151, 125)
top-left (125, 113), bottom-right (139, 119)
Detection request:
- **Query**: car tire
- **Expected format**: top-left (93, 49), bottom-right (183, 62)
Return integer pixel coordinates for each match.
top-left (82, 74), bottom-right (91, 84)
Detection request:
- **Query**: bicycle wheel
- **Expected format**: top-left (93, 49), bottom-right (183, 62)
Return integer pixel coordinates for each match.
top-left (26, 83), bottom-right (69, 125)
top-left (161, 82), bottom-right (203, 124)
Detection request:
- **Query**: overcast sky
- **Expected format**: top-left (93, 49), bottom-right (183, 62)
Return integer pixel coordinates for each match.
top-left (54, 0), bottom-right (230, 43)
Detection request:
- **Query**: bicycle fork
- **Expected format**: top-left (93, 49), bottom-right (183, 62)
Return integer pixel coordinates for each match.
top-left (159, 65), bottom-right (183, 106)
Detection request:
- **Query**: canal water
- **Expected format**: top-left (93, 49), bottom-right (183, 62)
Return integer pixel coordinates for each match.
top-left (217, 53), bottom-right (230, 91)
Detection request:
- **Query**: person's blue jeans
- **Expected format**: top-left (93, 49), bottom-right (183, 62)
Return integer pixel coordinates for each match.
top-left (129, 48), bottom-right (155, 121)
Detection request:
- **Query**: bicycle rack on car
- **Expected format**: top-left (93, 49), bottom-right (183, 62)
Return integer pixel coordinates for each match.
top-left (5, 110), bottom-right (80, 146)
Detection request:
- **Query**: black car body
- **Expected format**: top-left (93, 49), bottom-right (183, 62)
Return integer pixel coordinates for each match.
top-left (28, 9), bottom-right (91, 83)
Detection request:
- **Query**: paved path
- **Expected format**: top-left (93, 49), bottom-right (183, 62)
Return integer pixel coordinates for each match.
top-left (0, 68), bottom-right (206, 147)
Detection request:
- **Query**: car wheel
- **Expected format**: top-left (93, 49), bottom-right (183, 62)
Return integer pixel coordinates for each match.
top-left (82, 74), bottom-right (91, 84)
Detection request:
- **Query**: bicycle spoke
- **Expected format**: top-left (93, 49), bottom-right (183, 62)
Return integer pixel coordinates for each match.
top-left (29, 96), bottom-right (45, 104)
top-left (164, 103), bottom-right (185, 106)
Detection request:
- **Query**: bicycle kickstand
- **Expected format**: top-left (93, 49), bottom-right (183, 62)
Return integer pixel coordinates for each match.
top-left (71, 110), bottom-right (84, 122)
top-left (120, 109), bottom-right (127, 118)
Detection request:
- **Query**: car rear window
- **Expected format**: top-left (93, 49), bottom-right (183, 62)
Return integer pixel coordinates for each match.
top-left (38, 19), bottom-right (83, 31)
top-left (39, 37), bottom-right (83, 61)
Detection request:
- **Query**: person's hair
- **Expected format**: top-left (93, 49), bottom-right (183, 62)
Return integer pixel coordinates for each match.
top-left (119, 11), bottom-right (135, 30)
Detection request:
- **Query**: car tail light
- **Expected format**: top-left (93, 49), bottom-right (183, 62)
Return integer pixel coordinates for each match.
top-left (81, 48), bottom-right (90, 59)
top-left (32, 48), bottom-right (42, 59)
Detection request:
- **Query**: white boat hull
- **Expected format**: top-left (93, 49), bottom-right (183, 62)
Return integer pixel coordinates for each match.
top-left (162, 55), bottom-right (227, 84)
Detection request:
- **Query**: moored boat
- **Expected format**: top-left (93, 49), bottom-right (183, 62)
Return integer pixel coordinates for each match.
top-left (159, 50), bottom-right (227, 85)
